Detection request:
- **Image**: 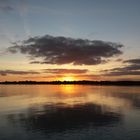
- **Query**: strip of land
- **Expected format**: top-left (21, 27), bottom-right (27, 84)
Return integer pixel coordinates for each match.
top-left (0, 81), bottom-right (140, 86)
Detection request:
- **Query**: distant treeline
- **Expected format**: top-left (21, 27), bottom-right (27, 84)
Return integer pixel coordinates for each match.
top-left (0, 80), bottom-right (140, 86)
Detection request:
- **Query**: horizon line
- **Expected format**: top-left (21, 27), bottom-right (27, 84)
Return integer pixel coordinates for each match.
top-left (1, 80), bottom-right (140, 86)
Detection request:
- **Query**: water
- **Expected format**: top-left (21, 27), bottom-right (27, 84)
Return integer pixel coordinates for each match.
top-left (0, 85), bottom-right (140, 140)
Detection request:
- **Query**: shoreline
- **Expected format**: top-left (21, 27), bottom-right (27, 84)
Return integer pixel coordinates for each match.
top-left (0, 81), bottom-right (140, 86)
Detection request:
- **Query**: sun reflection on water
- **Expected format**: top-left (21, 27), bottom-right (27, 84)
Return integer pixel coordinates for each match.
top-left (0, 85), bottom-right (139, 114)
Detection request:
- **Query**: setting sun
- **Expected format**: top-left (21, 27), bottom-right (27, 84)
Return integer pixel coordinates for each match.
top-left (61, 76), bottom-right (75, 81)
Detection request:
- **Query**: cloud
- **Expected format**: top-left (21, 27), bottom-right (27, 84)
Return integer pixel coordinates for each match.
top-left (8, 35), bottom-right (123, 65)
top-left (115, 58), bottom-right (123, 62)
top-left (103, 58), bottom-right (140, 76)
top-left (107, 65), bottom-right (140, 72)
top-left (104, 70), bottom-right (140, 76)
top-left (43, 68), bottom-right (88, 74)
top-left (24, 74), bottom-right (102, 81)
top-left (124, 58), bottom-right (140, 64)
top-left (0, 68), bottom-right (89, 78)
top-left (0, 70), bottom-right (40, 76)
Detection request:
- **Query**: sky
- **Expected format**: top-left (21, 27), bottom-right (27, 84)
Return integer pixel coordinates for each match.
top-left (0, 0), bottom-right (140, 81)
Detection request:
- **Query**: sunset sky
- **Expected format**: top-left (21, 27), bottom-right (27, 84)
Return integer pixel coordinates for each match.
top-left (0, 0), bottom-right (140, 81)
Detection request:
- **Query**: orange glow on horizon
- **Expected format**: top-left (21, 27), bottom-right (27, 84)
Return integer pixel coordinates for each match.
top-left (60, 76), bottom-right (76, 81)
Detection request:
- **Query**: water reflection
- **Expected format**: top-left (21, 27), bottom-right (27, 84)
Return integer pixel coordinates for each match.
top-left (104, 91), bottom-right (140, 108)
top-left (0, 85), bottom-right (140, 140)
top-left (7, 103), bottom-right (122, 134)
top-left (0, 85), bottom-right (135, 113)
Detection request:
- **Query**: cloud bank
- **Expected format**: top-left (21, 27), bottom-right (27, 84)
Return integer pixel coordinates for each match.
top-left (0, 68), bottom-right (88, 76)
top-left (103, 58), bottom-right (140, 76)
top-left (8, 35), bottom-right (123, 65)
top-left (0, 70), bottom-right (39, 76)
top-left (124, 58), bottom-right (140, 64)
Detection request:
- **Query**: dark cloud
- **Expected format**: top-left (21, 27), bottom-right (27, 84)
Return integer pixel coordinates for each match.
top-left (43, 68), bottom-right (88, 74)
top-left (103, 58), bottom-right (140, 76)
top-left (124, 58), bottom-right (140, 64)
top-left (0, 70), bottom-right (40, 76)
top-left (104, 70), bottom-right (140, 76)
top-left (8, 35), bottom-right (123, 65)
top-left (107, 65), bottom-right (140, 72)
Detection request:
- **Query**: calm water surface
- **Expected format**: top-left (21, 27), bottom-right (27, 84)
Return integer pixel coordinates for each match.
top-left (0, 85), bottom-right (140, 140)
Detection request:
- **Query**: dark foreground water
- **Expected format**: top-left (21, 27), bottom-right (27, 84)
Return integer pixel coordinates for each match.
top-left (0, 85), bottom-right (140, 140)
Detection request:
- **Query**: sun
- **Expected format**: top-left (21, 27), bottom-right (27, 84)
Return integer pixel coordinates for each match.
top-left (61, 76), bottom-right (75, 81)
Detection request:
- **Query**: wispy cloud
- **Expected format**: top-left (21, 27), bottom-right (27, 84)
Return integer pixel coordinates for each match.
top-left (0, 68), bottom-right (89, 76)
top-left (43, 68), bottom-right (88, 74)
top-left (124, 58), bottom-right (140, 64)
top-left (24, 74), bottom-right (101, 81)
top-left (0, 70), bottom-right (40, 76)
top-left (103, 58), bottom-right (140, 76)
